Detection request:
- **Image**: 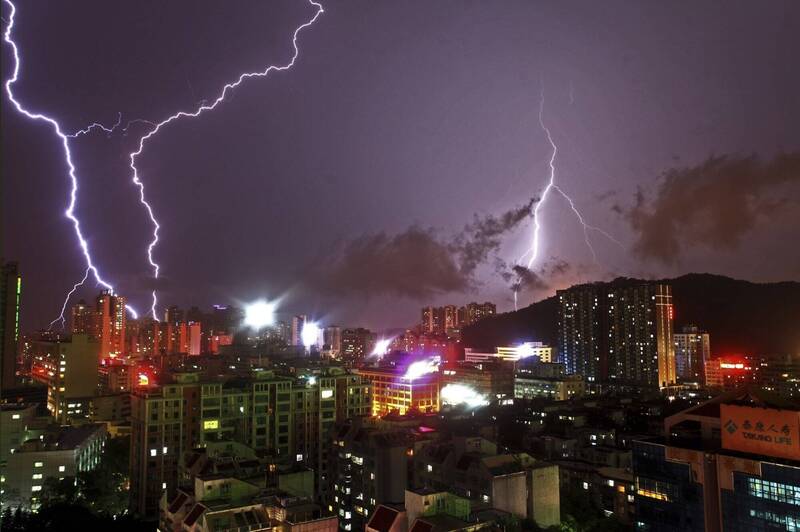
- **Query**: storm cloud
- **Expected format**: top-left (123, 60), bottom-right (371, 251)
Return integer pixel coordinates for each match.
top-left (628, 152), bottom-right (800, 263)
top-left (310, 199), bottom-right (536, 299)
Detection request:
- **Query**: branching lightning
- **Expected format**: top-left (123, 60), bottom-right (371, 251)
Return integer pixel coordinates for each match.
top-left (4, 0), bottom-right (324, 323)
top-left (514, 86), bottom-right (622, 309)
top-left (127, 0), bottom-right (324, 319)
top-left (3, 0), bottom-right (127, 326)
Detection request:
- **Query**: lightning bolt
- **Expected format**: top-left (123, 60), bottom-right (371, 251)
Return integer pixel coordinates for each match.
top-left (4, 0), bottom-right (323, 324)
top-left (514, 85), bottom-right (622, 309)
top-left (3, 0), bottom-right (136, 326)
top-left (127, 0), bottom-right (324, 319)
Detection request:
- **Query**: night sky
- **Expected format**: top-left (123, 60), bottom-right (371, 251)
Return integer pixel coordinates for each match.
top-left (3, 0), bottom-right (799, 331)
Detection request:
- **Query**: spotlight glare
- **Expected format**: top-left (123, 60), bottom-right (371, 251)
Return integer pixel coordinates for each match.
top-left (301, 322), bottom-right (320, 349)
top-left (441, 384), bottom-right (488, 408)
top-left (244, 301), bottom-right (276, 329)
top-left (371, 338), bottom-right (392, 357)
top-left (403, 357), bottom-right (440, 381)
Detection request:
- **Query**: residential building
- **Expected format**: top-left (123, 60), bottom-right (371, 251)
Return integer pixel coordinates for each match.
top-left (558, 281), bottom-right (676, 388)
top-left (1, 261), bottom-right (21, 391)
top-left (414, 436), bottom-right (560, 528)
top-left (674, 326), bottom-right (710, 383)
top-left (330, 414), bottom-right (439, 531)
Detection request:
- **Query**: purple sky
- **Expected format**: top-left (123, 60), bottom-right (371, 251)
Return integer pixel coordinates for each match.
top-left (3, 0), bottom-right (799, 331)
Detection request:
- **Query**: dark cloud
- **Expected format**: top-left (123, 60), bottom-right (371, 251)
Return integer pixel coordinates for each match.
top-left (452, 197), bottom-right (537, 274)
top-left (501, 258), bottom-right (572, 293)
top-left (627, 152), bottom-right (800, 263)
top-left (309, 199), bottom-right (536, 299)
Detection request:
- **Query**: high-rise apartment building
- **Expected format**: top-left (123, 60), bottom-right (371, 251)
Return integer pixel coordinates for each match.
top-left (464, 302), bottom-right (496, 325)
top-left (130, 372), bottom-right (202, 517)
top-left (558, 281), bottom-right (676, 388)
top-left (1, 261), bottom-right (21, 391)
top-left (292, 315), bottom-right (307, 347)
top-left (323, 326), bottom-right (343, 356)
top-left (673, 325), bottom-right (710, 383)
top-left (96, 290), bottom-right (127, 360)
top-left (421, 302), bottom-right (495, 334)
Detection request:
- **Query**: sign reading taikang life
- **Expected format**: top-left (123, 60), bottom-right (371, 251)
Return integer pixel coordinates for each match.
top-left (721, 404), bottom-right (800, 461)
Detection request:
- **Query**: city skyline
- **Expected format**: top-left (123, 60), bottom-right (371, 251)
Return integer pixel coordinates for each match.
top-left (3, 0), bottom-right (799, 331)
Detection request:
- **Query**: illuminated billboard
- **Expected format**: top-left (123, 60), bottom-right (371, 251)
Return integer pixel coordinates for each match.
top-left (721, 404), bottom-right (800, 461)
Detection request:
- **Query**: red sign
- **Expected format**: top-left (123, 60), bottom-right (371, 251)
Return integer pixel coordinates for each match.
top-left (721, 404), bottom-right (800, 461)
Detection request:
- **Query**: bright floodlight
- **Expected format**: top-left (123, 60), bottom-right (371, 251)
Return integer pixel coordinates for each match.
top-left (516, 342), bottom-right (536, 359)
top-left (371, 338), bottom-right (392, 357)
top-left (301, 322), bottom-right (321, 349)
top-left (244, 300), bottom-right (276, 329)
top-left (403, 357), bottom-right (440, 381)
top-left (441, 384), bottom-right (488, 408)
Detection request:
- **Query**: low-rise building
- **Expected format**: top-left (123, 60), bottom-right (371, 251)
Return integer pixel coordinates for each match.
top-left (2, 423), bottom-right (106, 509)
top-left (515, 374), bottom-right (585, 401)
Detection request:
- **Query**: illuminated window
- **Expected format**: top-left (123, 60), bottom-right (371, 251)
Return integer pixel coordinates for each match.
top-left (150, 449), bottom-right (157, 457)
top-left (163, 446), bottom-right (168, 454)
top-left (31, 485), bottom-right (42, 492)
top-left (162, 482), bottom-right (167, 489)
top-left (11, 414), bottom-right (20, 420)
top-left (321, 389), bottom-right (334, 399)
top-left (203, 419), bottom-right (219, 430)
top-left (427, 464), bottom-right (433, 472)
top-left (748, 478), bottom-right (800, 506)
top-left (58, 466), bottom-right (65, 472)
top-left (34, 462), bottom-right (43, 468)
top-left (32, 474), bottom-right (42, 480)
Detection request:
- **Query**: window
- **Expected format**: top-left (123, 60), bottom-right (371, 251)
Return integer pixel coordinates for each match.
top-left (32, 474), bottom-right (42, 480)
top-left (31, 486), bottom-right (42, 492)
top-left (162, 482), bottom-right (167, 489)
top-left (11, 414), bottom-right (20, 420)
top-left (150, 449), bottom-right (157, 457)
top-left (58, 466), bottom-right (65, 472)
top-left (163, 446), bottom-right (168, 454)
top-left (748, 478), bottom-right (800, 506)
top-left (427, 464), bottom-right (433, 472)
top-left (34, 462), bottom-right (43, 468)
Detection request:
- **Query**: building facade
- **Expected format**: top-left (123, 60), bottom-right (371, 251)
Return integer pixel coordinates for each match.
top-left (558, 281), bottom-right (676, 388)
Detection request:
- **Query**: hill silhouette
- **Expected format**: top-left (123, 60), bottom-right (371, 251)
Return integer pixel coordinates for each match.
top-left (461, 273), bottom-right (800, 356)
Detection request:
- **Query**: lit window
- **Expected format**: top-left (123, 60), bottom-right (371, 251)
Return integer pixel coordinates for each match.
top-left (31, 485), bottom-right (42, 492)
top-left (583, 482), bottom-right (589, 490)
top-left (58, 466), bottom-right (65, 472)
top-left (34, 462), bottom-right (43, 468)
top-left (150, 449), bottom-right (157, 457)
top-left (163, 446), bottom-right (168, 454)
top-left (162, 482), bottom-right (167, 489)
top-left (427, 464), bottom-right (433, 472)
top-left (296, 454), bottom-right (303, 462)
top-left (32, 474), bottom-right (42, 480)
top-left (11, 414), bottom-right (20, 420)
